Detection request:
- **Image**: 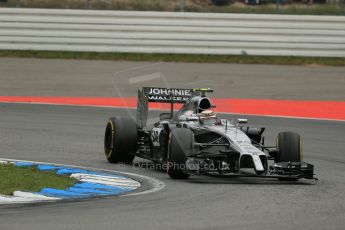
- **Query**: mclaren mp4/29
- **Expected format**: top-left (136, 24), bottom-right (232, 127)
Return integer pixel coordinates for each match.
top-left (104, 87), bottom-right (316, 180)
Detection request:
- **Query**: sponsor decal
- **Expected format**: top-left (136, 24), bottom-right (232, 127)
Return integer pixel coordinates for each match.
top-left (143, 87), bottom-right (192, 102)
top-left (147, 95), bottom-right (190, 102)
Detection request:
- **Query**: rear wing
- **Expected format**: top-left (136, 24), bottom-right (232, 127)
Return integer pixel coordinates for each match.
top-left (136, 87), bottom-right (213, 128)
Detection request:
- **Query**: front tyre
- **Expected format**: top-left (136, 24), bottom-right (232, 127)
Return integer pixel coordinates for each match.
top-left (275, 131), bottom-right (302, 181)
top-left (104, 116), bottom-right (137, 164)
top-left (275, 132), bottom-right (302, 163)
top-left (167, 128), bottom-right (194, 179)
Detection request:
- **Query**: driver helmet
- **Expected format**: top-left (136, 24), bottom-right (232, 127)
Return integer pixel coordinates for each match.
top-left (198, 109), bottom-right (217, 126)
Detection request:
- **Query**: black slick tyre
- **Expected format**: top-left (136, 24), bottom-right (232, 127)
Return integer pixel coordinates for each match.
top-left (167, 128), bottom-right (194, 179)
top-left (276, 132), bottom-right (302, 163)
top-left (104, 116), bottom-right (137, 164)
top-left (276, 131), bottom-right (302, 181)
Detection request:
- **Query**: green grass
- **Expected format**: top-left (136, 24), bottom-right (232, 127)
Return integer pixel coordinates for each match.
top-left (0, 164), bottom-right (77, 195)
top-left (0, 50), bottom-right (344, 66)
top-left (0, 0), bottom-right (344, 15)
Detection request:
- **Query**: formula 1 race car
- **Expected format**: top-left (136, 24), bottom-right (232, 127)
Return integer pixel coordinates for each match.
top-left (104, 87), bottom-right (316, 180)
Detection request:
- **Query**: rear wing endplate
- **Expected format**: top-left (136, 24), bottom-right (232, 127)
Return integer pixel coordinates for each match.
top-left (137, 89), bottom-right (149, 129)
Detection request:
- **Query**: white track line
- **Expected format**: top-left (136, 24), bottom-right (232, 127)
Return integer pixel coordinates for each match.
top-left (0, 192), bottom-right (60, 204)
top-left (13, 191), bottom-right (60, 200)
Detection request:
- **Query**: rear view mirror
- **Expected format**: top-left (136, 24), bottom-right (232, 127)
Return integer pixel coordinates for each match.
top-left (237, 118), bottom-right (248, 124)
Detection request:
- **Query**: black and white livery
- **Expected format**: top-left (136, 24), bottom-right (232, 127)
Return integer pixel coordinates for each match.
top-left (104, 87), bottom-right (316, 180)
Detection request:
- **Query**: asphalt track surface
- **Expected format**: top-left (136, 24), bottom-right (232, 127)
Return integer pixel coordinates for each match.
top-left (0, 58), bottom-right (344, 230)
top-left (0, 104), bottom-right (344, 230)
top-left (0, 58), bottom-right (344, 100)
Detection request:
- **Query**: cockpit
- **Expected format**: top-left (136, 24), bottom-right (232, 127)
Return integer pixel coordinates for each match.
top-left (174, 96), bottom-right (218, 126)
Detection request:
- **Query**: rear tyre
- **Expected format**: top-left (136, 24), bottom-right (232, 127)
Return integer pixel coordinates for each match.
top-left (167, 128), bottom-right (194, 179)
top-left (104, 116), bottom-right (137, 164)
top-left (276, 131), bottom-right (302, 181)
